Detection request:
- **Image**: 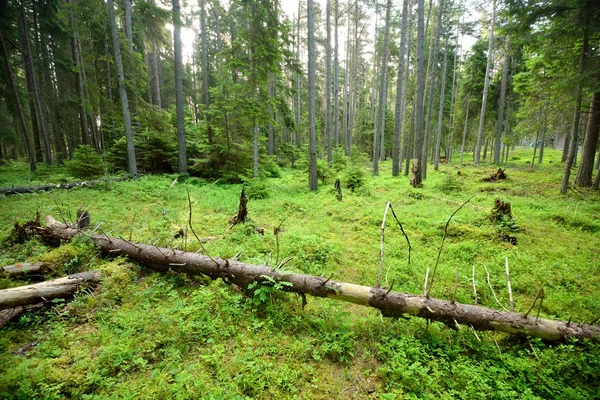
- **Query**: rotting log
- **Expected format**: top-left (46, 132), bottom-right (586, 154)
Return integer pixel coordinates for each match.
top-left (2, 263), bottom-right (43, 278)
top-left (42, 215), bottom-right (600, 342)
top-left (0, 270), bottom-right (102, 310)
top-left (0, 177), bottom-right (130, 196)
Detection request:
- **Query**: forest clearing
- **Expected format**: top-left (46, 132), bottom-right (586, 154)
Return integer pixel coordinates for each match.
top-left (1, 149), bottom-right (599, 398)
top-left (2, 0), bottom-right (600, 397)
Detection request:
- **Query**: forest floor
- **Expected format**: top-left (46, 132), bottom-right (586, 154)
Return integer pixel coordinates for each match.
top-left (0, 148), bottom-right (599, 399)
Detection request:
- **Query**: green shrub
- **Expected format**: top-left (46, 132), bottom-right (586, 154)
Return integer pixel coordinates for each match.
top-left (343, 163), bottom-right (366, 192)
top-left (244, 178), bottom-right (270, 199)
top-left (65, 145), bottom-right (105, 179)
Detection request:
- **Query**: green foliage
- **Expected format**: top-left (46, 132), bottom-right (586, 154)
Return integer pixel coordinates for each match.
top-left (436, 171), bottom-right (463, 194)
top-left (243, 178), bottom-right (270, 200)
top-left (64, 146), bottom-right (105, 179)
top-left (343, 162), bottom-right (366, 192)
top-left (316, 159), bottom-right (331, 184)
top-left (247, 275), bottom-right (293, 307)
top-left (1, 149), bottom-right (600, 399)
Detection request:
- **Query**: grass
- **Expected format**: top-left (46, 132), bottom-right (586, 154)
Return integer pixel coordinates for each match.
top-left (0, 148), bottom-right (599, 399)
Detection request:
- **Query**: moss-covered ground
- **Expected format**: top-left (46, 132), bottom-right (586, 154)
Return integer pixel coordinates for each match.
top-left (0, 148), bottom-right (599, 399)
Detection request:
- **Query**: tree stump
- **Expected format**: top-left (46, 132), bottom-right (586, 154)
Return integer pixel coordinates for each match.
top-left (491, 199), bottom-right (512, 221)
top-left (230, 186), bottom-right (248, 227)
top-left (334, 178), bottom-right (343, 201)
top-left (484, 168), bottom-right (507, 182)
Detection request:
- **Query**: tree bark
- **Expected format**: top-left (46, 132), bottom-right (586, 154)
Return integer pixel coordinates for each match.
top-left (434, 37), bottom-right (449, 171)
top-left (575, 92), bottom-right (600, 186)
top-left (2, 263), bottom-right (43, 278)
top-left (326, 0), bottom-right (332, 163)
top-left (69, 1), bottom-right (90, 147)
top-left (108, 0), bottom-right (137, 177)
top-left (561, 28), bottom-right (588, 194)
top-left (421, 0), bottom-right (444, 180)
top-left (494, 33), bottom-right (510, 164)
top-left (173, 0), bottom-right (187, 173)
top-left (0, 271), bottom-right (102, 311)
top-left (308, 0), bottom-right (318, 191)
top-left (0, 30), bottom-right (36, 172)
top-left (21, 0), bottom-right (52, 165)
top-left (411, 0), bottom-right (426, 187)
top-left (200, 0), bottom-right (212, 145)
top-left (373, 0), bottom-right (391, 175)
top-left (38, 215), bottom-right (600, 343)
top-left (333, 0), bottom-right (340, 147)
top-left (474, 0), bottom-right (496, 165)
top-left (392, 0), bottom-right (409, 177)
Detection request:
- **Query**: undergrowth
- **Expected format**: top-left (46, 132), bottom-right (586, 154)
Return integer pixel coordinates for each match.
top-left (0, 148), bottom-right (599, 399)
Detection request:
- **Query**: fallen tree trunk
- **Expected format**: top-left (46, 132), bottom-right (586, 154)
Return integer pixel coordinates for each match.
top-left (2, 263), bottom-right (43, 278)
top-left (0, 270), bottom-right (102, 310)
top-left (42, 215), bottom-right (600, 342)
top-left (0, 178), bottom-right (129, 196)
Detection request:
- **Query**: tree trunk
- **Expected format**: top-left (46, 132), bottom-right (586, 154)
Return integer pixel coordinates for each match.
top-left (21, 0), bottom-right (52, 165)
top-left (460, 97), bottom-right (471, 164)
top-left (333, 0), bottom-right (339, 147)
top-left (38, 215), bottom-right (600, 343)
top-left (392, 0), bottom-right (409, 177)
top-left (538, 111), bottom-right (547, 164)
top-left (494, 33), bottom-right (510, 164)
top-left (421, 0), bottom-right (444, 180)
top-left (0, 30), bottom-right (36, 172)
top-left (200, 0), bottom-right (212, 145)
top-left (373, 0), bottom-right (391, 175)
top-left (173, 0), bottom-right (187, 173)
top-left (150, 39), bottom-right (162, 108)
top-left (124, 0), bottom-right (133, 49)
top-left (69, 5), bottom-right (90, 146)
top-left (308, 0), bottom-right (318, 191)
top-left (326, 0), bottom-right (332, 163)
top-left (411, 0), bottom-right (426, 187)
top-left (0, 271), bottom-right (102, 310)
top-left (447, 21), bottom-right (462, 164)
top-left (561, 29), bottom-right (588, 194)
top-left (2, 263), bottom-right (43, 278)
top-left (108, 0), bottom-right (137, 177)
top-left (474, 0), bottom-right (496, 165)
top-left (575, 92), bottom-right (600, 186)
top-left (434, 37), bottom-right (449, 171)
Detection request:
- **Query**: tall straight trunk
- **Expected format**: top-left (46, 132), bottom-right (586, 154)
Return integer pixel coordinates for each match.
top-left (494, 33), bottom-right (510, 164)
top-left (538, 112), bottom-right (547, 164)
top-left (307, 0), bottom-right (317, 191)
top-left (69, 8), bottom-right (90, 146)
top-left (21, 1), bottom-right (51, 165)
top-left (295, 3), bottom-right (301, 146)
top-left (370, 10), bottom-right (378, 122)
top-left (326, 0), bottom-right (332, 163)
top-left (333, 0), bottom-right (339, 147)
top-left (560, 29), bottom-right (588, 194)
top-left (421, 0), bottom-right (444, 180)
top-left (434, 37), bottom-right (449, 171)
top-left (401, 5), bottom-right (414, 176)
top-left (1, 30), bottom-right (36, 172)
top-left (108, 0), bottom-right (137, 177)
top-left (392, 0), bottom-right (409, 176)
top-left (373, 0), bottom-right (391, 175)
top-left (124, 0), bottom-right (133, 49)
top-left (103, 31), bottom-right (115, 140)
top-left (575, 92), bottom-right (600, 186)
top-left (447, 22), bottom-right (461, 164)
top-left (411, 0), bottom-right (426, 187)
top-left (474, 0), bottom-right (496, 165)
top-left (460, 97), bottom-right (470, 164)
top-left (343, 15), bottom-right (350, 155)
top-left (173, 0), bottom-right (187, 173)
top-left (200, 0), bottom-right (212, 145)
top-left (150, 39), bottom-right (161, 108)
